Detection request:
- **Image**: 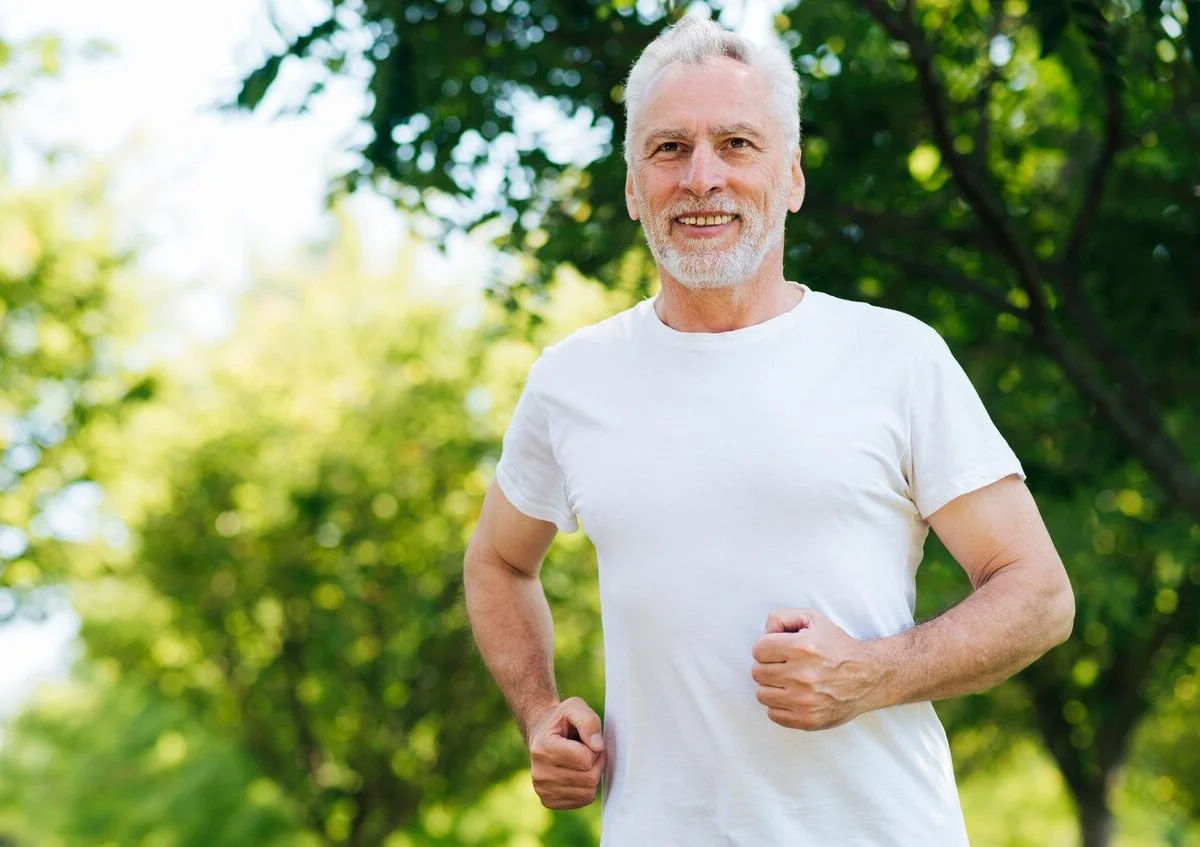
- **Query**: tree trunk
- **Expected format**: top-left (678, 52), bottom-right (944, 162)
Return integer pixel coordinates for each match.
top-left (1076, 782), bottom-right (1114, 847)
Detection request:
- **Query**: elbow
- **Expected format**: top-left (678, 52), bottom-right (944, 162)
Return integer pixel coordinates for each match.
top-left (1046, 572), bottom-right (1075, 649)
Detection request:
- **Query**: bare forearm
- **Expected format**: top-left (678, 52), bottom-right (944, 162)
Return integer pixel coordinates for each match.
top-left (866, 564), bottom-right (1074, 708)
top-left (464, 554), bottom-right (559, 739)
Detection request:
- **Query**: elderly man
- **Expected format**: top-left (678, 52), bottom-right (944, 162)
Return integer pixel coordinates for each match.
top-left (463, 16), bottom-right (1074, 846)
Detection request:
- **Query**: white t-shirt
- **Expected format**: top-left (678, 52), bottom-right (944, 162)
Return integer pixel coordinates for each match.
top-left (496, 283), bottom-right (1023, 846)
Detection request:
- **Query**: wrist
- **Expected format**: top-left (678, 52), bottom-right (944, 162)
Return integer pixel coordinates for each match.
top-left (519, 698), bottom-right (561, 744)
top-left (859, 635), bottom-right (902, 713)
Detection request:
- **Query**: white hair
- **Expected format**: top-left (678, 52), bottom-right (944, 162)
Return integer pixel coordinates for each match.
top-left (622, 17), bottom-right (802, 163)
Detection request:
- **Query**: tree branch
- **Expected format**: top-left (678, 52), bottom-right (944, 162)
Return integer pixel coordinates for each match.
top-left (972, 0), bottom-right (1006, 173)
top-left (856, 0), bottom-right (1200, 521)
top-left (1025, 673), bottom-right (1091, 796)
top-left (815, 198), bottom-right (1003, 255)
top-left (1063, 4), bottom-right (1127, 270)
top-left (279, 634), bottom-right (327, 799)
top-left (1101, 570), bottom-right (1200, 771)
top-left (804, 191), bottom-right (1019, 315)
top-left (1025, 312), bottom-right (1200, 516)
top-left (1046, 3), bottom-right (1200, 516)
top-left (865, 243), bottom-right (1023, 316)
top-left (857, 0), bottom-right (1053, 321)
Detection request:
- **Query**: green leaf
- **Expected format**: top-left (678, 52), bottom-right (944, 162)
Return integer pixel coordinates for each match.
top-left (232, 18), bottom-right (338, 111)
top-left (234, 53), bottom-right (283, 110)
top-left (1143, 0), bottom-right (1162, 28)
top-left (1187, 0), bottom-right (1200, 75)
top-left (1030, 0), bottom-right (1072, 56)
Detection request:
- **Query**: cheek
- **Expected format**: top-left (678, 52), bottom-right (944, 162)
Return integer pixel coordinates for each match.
top-left (645, 180), bottom-right (678, 211)
top-left (638, 166), bottom-right (684, 200)
top-left (726, 172), bottom-right (775, 205)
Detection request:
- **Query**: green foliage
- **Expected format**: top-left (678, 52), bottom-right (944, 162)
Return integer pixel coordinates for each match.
top-left (0, 3), bottom-right (1193, 840)
top-left (238, 2), bottom-right (1200, 836)
top-left (67, 228), bottom-right (633, 844)
top-left (957, 738), bottom-right (1200, 846)
top-left (0, 212), bottom-right (1194, 844)
top-left (233, 0), bottom-right (681, 295)
top-left (0, 39), bottom-right (146, 620)
top-left (0, 667), bottom-right (308, 847)
top-left (1122, 642), bottom-right (1200, 826)
top-left (0, 31), bottom-right (70, 104)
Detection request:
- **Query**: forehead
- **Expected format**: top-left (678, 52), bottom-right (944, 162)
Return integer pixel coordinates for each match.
top-left (634, 56), bottom-right (774, 139)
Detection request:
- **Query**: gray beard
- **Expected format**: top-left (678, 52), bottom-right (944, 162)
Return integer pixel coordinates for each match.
top-left (649, 215), bottom-right (787, 290)
top-left (637, 184), bottom-right (791, 290)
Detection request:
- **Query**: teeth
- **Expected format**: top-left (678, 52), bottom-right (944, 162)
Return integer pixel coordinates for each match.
top-left (679, 214), bottom-right (735, 226)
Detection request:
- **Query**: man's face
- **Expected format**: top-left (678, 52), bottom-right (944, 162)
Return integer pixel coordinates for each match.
top-left (625, 56), bottom-right (805, 289)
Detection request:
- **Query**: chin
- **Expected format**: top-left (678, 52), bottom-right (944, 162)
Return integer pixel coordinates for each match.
top-left (661, 250), bottom-right (759, 290)
top-left (649, 226), bottom-right (785, 290)
top-left (672, 271), bottom-right (752, 290)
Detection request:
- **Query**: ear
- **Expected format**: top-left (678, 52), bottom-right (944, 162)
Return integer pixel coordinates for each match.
top-left (625, 169), bottom-right (640, 221)
top-left (787, 147), bottom-right (806, 213)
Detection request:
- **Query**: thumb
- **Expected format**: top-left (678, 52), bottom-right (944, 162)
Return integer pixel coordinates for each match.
top-left (765, 608), bottom-right (814, 634)
top-left (561, 698), bottom-right (604, 752)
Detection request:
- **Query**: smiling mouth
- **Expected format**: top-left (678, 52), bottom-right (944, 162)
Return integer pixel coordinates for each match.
top-left (675, 213), bottom-right (738, 227)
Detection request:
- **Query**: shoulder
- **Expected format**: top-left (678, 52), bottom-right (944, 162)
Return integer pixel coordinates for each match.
top-left (809, 290), bottom-right (941, 356)
top-left (529, 300), bottom-right (648, 384)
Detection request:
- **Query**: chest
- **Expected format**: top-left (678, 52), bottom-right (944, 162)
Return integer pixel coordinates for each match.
top-left (547, 357), bottom-right (914, 558)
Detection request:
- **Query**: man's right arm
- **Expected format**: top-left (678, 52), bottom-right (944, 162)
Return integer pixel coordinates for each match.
top-left (464, 481), bottom-right (605, 810)
top-left (464, 480), bottom-right (562, 739)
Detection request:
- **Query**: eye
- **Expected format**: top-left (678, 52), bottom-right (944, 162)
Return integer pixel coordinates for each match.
top-left (657, 142), bottom-right (681, 153)
top-left (728, 137), bottom-right (751, 149)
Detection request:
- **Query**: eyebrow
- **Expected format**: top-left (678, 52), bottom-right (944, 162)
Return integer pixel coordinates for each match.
top-left (642, 122), bottom-right (766, 153)
top-left (711, 122), bottom-right (765, 139)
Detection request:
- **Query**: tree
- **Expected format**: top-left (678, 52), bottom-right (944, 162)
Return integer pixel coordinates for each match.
top-left (236, 3), bottom-right (1199, 843)
top-left (71, 227), bottom-right (631, 845)
top-left (781, 5), bottom-right (1200, 844)
top-left (0, 32), bottom-right (148, 622)
top-left (0, 667), bottom-right (308, 847)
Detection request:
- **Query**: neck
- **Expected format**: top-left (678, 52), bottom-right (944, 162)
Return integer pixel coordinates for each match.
top-left (653, 257), bottom-right (802, 333)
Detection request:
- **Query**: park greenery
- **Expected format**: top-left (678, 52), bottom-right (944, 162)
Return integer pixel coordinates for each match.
top-left (1, 2), bottom-right (1198, 846)
top-left (0, 32), bottom-right (148, 627)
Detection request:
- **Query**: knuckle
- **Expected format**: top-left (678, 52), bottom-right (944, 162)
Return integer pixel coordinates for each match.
top-left (530, 751), bottom-right (553, 770)
top-left (551, 791), bottom-right (587, 810)
top-left (756, 686), bottom-right (781, 707)
top-left (796, 710), bottom-right (826, 731)
top-left (792, 668), bottom-right (818, 686)
top-left (768, 706), bottom-right (825, 731)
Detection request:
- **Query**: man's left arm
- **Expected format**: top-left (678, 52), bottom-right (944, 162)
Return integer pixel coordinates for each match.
top-left (752, 474), bottom-right (1075, 730)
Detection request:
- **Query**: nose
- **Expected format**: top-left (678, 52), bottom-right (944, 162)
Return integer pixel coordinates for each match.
top-left (679, 142), bottom-right (726, 196)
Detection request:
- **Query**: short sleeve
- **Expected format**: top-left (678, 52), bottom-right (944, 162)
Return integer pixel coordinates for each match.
top-left (906, 331), bottom-right (1025, 519)
top-left (494, 362), bottom-right (578, 533)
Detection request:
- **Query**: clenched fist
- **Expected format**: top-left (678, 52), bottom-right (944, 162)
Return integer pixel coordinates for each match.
top-left (751, 608), bottom-right (886, 731)
top-left (526, 697), bottom-right (606, 810)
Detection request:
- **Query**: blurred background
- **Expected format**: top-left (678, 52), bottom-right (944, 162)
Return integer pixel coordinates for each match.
top-left (0, 0), bottom-right (1196, 845)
